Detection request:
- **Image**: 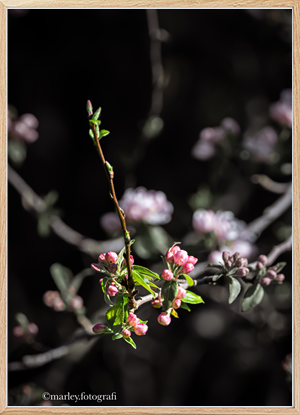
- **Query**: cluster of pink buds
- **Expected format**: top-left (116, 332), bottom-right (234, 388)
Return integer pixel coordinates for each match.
top-left (157, 286), bottom-right (186, 326)
top-left (43, 290), bottom-right (65, 311)
top-left (164, 245), bottom-right (198, 278)
top-left (256, 255), bottom-right (285, 286)
top-left (222, 251), bottom-right (250, 277)
top-left (124, 314), bottom-right (148, 336)
top-left (13, 322), bottom-right (39, 339)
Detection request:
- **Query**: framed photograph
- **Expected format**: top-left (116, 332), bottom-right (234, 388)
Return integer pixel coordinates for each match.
top-left (1, 1), bottom-right (299, 414)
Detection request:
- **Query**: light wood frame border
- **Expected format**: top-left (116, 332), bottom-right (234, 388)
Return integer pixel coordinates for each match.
top-left (1, 1), bottom-right (299, 414)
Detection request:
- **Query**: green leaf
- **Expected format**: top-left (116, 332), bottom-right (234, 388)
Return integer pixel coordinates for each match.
top-left (91, 263), bottom-right (112, 276)
top-left (227, 267), bottom-right (239, 276)
top-left (123, 336), bottom-right (136, 349)
top-left (92, 107), bottom-right (101, 120)
top-left (275, 262), bottom-right (287, 273)
top-left (180, 302), bottom-right (191, 312)
top-left (89, 119), bottom-right (101, 126)
top-left (161, 280), bottom-right (178, 311)
top-left (258, 266), bottom-right (267, 278)
top-left (50, 263), bottom-right (73, 302)
top-left (148, 225), bottom-right (172, 254)
top-left (181, 290), bottom-right (204, 304)
top-left (212, 273), bottom-right (223, 282)
top-left (114, 295), bottom-right (125, 325)
top-left (112, 333), bottom-right (123, 340)
top-left (15, 313), bottom-right (29, 331)
top-left (132, 271), bottom-right (156, 296)
top-left (139, 319), bottom-right (148, 324)
top-left (206, 264), bottom-right (224, 270)
top-left (105, 302), bottom-right (123, 332)
top-left (181, 274), bottom-right (194, 287)
top-left (99, 129), bottom-right (110, 139)
top-left (89, 129), bottom-right (95, 141)
top-left (228, 276), bottom-right (241, 304)
top-left (242, 284), bottom-right (264, 312)
top-left (132, 265), bottom-right (160, 280)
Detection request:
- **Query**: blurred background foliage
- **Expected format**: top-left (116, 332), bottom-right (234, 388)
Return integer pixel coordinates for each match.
top-left (8, 8), bottom-right (292, 406)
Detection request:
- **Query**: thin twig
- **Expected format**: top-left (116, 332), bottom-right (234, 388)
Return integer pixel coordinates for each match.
top-left (251, 174), bottom-right (291, 194)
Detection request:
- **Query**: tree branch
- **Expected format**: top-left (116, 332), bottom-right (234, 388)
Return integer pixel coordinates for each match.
top-left (251, 174), bottom-right (291, 194)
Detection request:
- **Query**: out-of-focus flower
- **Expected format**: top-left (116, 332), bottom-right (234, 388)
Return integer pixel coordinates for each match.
top-left (193, 209), bottom-right (216, 234)
top-left (127, 314), bottom-right (139, 327)
top-left (208, 240), bottom-right (255, 264)
top-left (122, 329), bottom-right (131, 338)
top-left (8, 112), bottom-right (39, 143)
top-left (134, 323), bottom-right (148, 336)
top-left (242, 126), bottom-right (278, 162)
top-left (101, 187), bottom-right (173, 232)
top-left (270, 89), bottom-right (292, 127)
top-left (71, 295), bottom-right (84, 309)
top-left (220, 117), bottom-right (241, 136)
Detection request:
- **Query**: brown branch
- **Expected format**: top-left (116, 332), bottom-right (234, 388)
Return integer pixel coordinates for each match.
top-left (88, 109), bottom-right (135, 310)
top-left (251, 174), bottom-right (291, 194)
top-left (8, 164), bottom-right (124, 257)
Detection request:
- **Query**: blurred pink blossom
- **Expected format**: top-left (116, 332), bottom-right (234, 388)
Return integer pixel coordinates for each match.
top-left (8, 112), bottom-right (39, 143)
top-left (242, 126), bottom-right (278, 162)
top-left (270, 89), bottom-right (292, 127)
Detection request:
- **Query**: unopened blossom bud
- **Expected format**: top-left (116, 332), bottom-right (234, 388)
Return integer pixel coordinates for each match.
top-left (166, 252), bottom-right (174, 263)
top-left (43, 290), bottom-right (57, 307)
top-left (257, 255), bottom-right (268, 266)
top-left (134, 323), bottom-right (148, 336)
top-left (236, 257), bottom-right (246, 268)
top-left (222, 251), bottom-right (231, 262)
top-left (187, 256), bottom-right (198, 265)
top-left (98, 253), bottom-right (106, 263)
top-left (124, 255), bottom-right (134, 266)
top-left (71, 295), bottom-right (84, 309)
top-left (13, 326), bottom-right (24, 337)
top-left (99, 278), bottom-right (103, 283)
top-left (170, 246), bottom-right (181, 255)
top-left (157, 312), bottom-right (171, 326)
top-left (176, 286), bottom-right (186, 299)
top-left (261, 277), bottom-right (272, 286)
top-left (233, 252), bottom-right (241, 260)
top-left (266, 270), bottom-right (277, 279)
top-left (92, 323), bottom-right (107, 334)
top-left (236, 267), bottom-right (250, 277)
top-left (256, 261), bottom-right (264, 270)
top-left (53, 297), bottom-right (64, 311)
top-left (161, 269), bottom-right (174, 281)
top-left (105, 251), bottom-right (118, 263)
top-left (127, 313), bottom-right (139, 327)
top-left (86, 100), bottom-right (93, 115)
top-left (172, 299), bottom-right (181, 309)
top-left (107, 285), bottom-right (118, 296)
top-left (225, 260), bottom-right (232, 268)
top-left (28, 322), bottom-right (39, 335)
top-left (107, 263), bottom-right (118, 273)
top-left (151, 298), bottom-right (163, 308)
top-left (174, 250), bottom-right (189, 266)
top-left (122, 329), bottom-right (131, 338)
top-left (277, 274), bottom-right (285, 283)
top-left (182, 263), bottom-right (194, 274)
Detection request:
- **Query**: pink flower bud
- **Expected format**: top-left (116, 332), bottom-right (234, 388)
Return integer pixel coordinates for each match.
top-left (127, 313), bottom-right (139, 327)
top-left (53, 297), bottom-right (65, 311)
top-left (172, 299), bottom-right (181, 309)
top-left (134, 323), bottom-right (148, 336)
top-left (13, 326), bottom-right (24, 337)
top-left (174, 250), bottom-right (189, 266)
top-left (107, 285), bottom-right (118, 296)
top-left (122, 329), bottom-right (131, 338)
top-left (225, 260), bottom-right (232, 268)
top-left (99, 278), bottom-right (103, 283)
top-left (43, 290), bottom-right (60, 307)
top-left (176, 286), bottom-right (186, 299)
top-left (233, 252), bottom-right (241, 259)
top-left (107, 263), bottom-right (118, 273)
top-left (236, 267), bottom-right (250, 277)
top-left (236, 257), bottom-right (247, 268)
top-left (266, 270), bottom-right (277, 279)
top-left (28, 323), bottom-right (39, 335)
top-left (277, 273), bottom-right (285, 283)
top-left (170, 246), bottom-right (181, 255)
top-left (98, 253), bottom-right (106, 263)
top-left (269, 266), bottom-right (277, 271)
top-left (166, 251), bottom-right (174, 263)
top-left (124, 255), bottom-right (134, 266)
top-left (182, 263), bottom-right (194, 274)
top-left (92, 323), bottom-right (107, 334)
top-left (157, 312), bottom-right (171, 326)
top-left (161, 269), bottom-right (174, 281)
top-left (261, 277), bottom-right (272, 286)
top-left (222, 251), bottom-right (231, 262)
top-left (256, 261), bottom-right (264, 270)
top-left (243, 258), bottom-right (248, 267)
top-left (71, 295), bottom-right (83, 309)
top-left (151, 298), bottom-right (163, 308)
top-left (187, 256), bottom-right (198, 265)
top-left (105, 251), bottom-right (118, 263)
top-left (257, 255), bottom-right (268, 266)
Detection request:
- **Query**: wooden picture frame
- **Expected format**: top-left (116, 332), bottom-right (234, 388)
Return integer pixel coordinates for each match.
top-left (1, 1), bottom-right (299, 414)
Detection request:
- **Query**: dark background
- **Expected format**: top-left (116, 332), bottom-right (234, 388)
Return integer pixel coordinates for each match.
top-left (8, 9), bottom-right (292, 406)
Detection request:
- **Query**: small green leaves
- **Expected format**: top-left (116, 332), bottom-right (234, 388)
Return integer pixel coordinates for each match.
top-left (92, 107), bottom-right (101, 120)
top-left (106, 161), bottom-right (114, 174)
top-left (206, 264), bottom-right (224, 270)
top-left (112, 333), bottom-right (123, 340)
top-left (89, 119), bottom-right (101, 126)
top-left (275, 262), bottom-right (287, 273)
top-left (228, 276), bottom-right (241, 304)
top-left (212, 273), bottom-right (223, 282)
top-left (181, 290), bottom-right (204, 304)
top-left (161, 280), bottom-right (178, 311)
top-left (123, 336), bottom-right (136, 349)
top-left (180, 302), bottom-right (191, 312)
top-left (182, 274), bottom-right (194, 287)
top-left (132, 271), bottom-right (156, 296)
top-left (132, 265), bottom-right (160, 280)
top-left (89, 129), bottom-right (95, 141)
top-left (99, 130), bottom-right (110, 139)
top-left (242, 284), bottom-right (264, 312)
top-left (105, 303), bottom-right (123, 333)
